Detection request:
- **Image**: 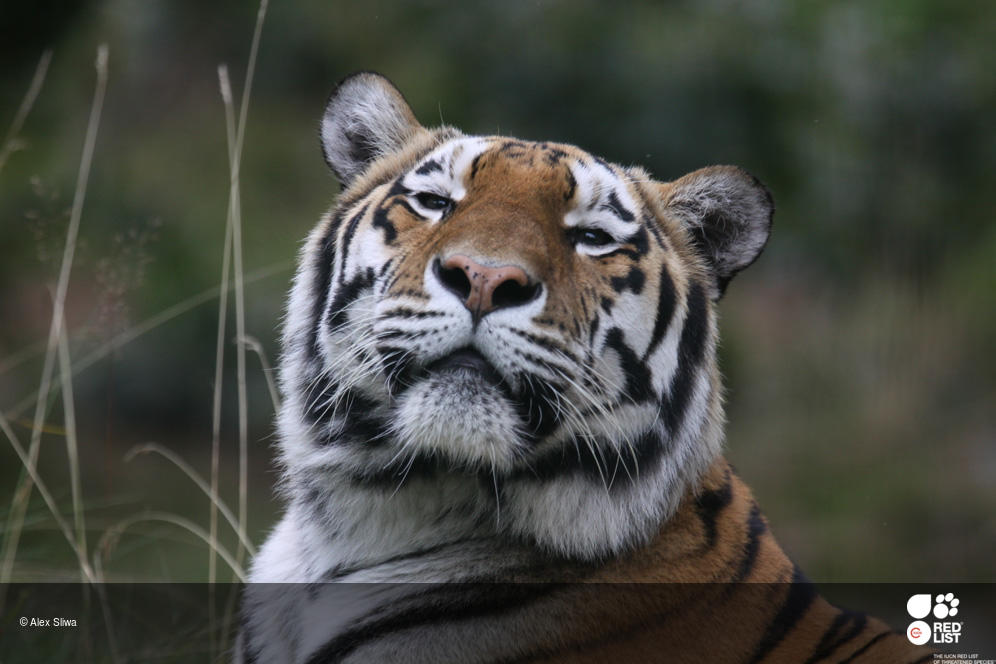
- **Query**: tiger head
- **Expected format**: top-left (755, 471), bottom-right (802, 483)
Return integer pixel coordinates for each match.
top-left (277, 73), bottom-right (773, 560)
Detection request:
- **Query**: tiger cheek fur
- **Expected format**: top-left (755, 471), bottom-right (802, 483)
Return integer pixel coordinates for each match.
top-left (240, 73), bottom-right (930, 664)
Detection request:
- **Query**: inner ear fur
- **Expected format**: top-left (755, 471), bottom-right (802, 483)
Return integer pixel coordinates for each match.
top-left (660, 165), bottom-right (774, 299)
top-left (321, 72), bottom-right (422, 187)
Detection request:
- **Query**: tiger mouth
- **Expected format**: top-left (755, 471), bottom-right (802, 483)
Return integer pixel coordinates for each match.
top-left (422, 347), bottom-right (505, 389)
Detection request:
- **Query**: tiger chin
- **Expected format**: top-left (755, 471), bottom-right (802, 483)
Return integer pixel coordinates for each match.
top-left (239, 73), bottom-right (930, 663)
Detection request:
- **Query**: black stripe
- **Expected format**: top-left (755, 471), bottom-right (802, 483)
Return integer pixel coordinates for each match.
top-left (515, 426), bottom-right (666, 489)
top-left (375, 328), bottom-right (433, 341)
top-left (627, 226), bottom-right (649, 257)
top-left (307, 208), bottom-right (351, 358)
top-left (488, 583), bottom-right (719, 664)
top-left (592, 155), bottom-right (613, 172)
top-left (379, 307), bottom-right (446, 320)
top-left (303, 584), bottom-right (560, 664)
top-left (694, 469), bottom-right (733, 549)
top-left (563, 169), bottom-right (577, 203)
top-left (602, 190), bottom-right (635, 222)
top-left (644, 263), bottom-right (677, 360)
top-left (661, 280), bottom-right (708, 436)
top-left (318, 201), bottom-right (370, 337)
top-left (414, 158), bottom-right (442, 175)
top-left (498, 139), bottom-right (530, 153)
top-left (302, 375), bottom-right (339, 426)
top-left (371, 204), bottom-right (397, 244)
top-left (609, 266), bottom-right (645, 295)
top-left (326, 267), bottom-right (375, 328)
top-left (346, 448), bottom-right (508, 488)
top-left (539, 143), bottom-right (568, 165)
top-left (469, 153), bottom-right (485, 181)
top-left (804, 609), bottom-right (867, 664)
top-left (304, 382), bottom-right (389, 447)
top-left (336, 203), bottom-right (367, 276)
top-left (837, 628), bottom-right (893, 663)
top-left (511, 371), bottom-right (561, 441)
top-left (377, 344), bottom-right (418, 395)
top-left (641, 209), bottom-right (667, 250)
top-left (238, 614), bottom-right (260, 664)
top-left (320, 536), bottom-right (486, 581)
top-left (507, 328), bottom-right (578, 363)
top-left (746, 566), bottom-right (818, 664)
top-left (734, 502), bottom-right (768, 581)
top-left (603, 327), bottom-right (655, 403)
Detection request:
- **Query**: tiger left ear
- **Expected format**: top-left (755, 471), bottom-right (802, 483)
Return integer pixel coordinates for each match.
top-left (660, 165), bottom-right (774, 299)
top-left (321, 72), bottom-right (423, 187)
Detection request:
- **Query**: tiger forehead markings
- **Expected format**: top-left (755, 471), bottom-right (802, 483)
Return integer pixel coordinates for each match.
top-left (241, 72), bottom-right (930, 664)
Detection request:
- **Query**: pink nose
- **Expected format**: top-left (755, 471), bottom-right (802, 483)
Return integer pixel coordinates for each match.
top-left (434, 254), bottom-right (540, 322)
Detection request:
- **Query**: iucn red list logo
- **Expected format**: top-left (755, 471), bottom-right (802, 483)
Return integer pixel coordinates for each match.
top-left (906, 594), bottom-right (963, 646)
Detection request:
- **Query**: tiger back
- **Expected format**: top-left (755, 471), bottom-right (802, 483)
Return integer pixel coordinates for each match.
top-left (240, 72), bottom-right (930, 664)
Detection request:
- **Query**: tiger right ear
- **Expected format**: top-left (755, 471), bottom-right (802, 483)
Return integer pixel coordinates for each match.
top-left (660, 166), bottom-right (774, 300)
top-left (321, 72), bottom-right (422, 187)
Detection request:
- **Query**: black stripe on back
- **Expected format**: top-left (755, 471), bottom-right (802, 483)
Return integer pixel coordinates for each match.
top-left (837, 630), bottom-right (893, 663)
top-left (734, 502), bottom-right (768, 581)
top-left (694, 468), bottom-right (733, 549)
top-left (804, 609), bottom-right (868, 664)
top-left (746, 566), bottom-right (818, 664)
top-left (320, 536), bottom-right (486, 582)
top-left (303, 584), bottom-right (560, 664)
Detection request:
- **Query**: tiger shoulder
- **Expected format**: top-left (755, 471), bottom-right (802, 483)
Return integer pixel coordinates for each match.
top-left (239, 72), bottom-right (931, 664)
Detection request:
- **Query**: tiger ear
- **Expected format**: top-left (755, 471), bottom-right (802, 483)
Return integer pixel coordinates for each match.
top-left (321, 72), bottom-right (422, 186)
top-left (660, 165), bottom-right (774, 299)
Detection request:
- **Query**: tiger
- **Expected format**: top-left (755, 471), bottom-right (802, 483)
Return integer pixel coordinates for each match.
top-left (238, 72), bottom-right (931, 663)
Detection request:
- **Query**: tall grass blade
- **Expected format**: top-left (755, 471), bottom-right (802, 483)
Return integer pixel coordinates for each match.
top-left (57, 318), bottom-right (87, 578)
top-left (95, 511), bottom-right (247, 582)
top-left (0, 44), bottom-right (108, 602)
top-left (124, 443), bottom-right (256, 555)
top-left (0, 49), bottom-right (52, 173)
top-left (241, 335), bottom-right (281, 412)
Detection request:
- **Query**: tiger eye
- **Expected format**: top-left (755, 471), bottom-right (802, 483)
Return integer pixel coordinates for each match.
top-left (415, 192), bottom-right (452, 211)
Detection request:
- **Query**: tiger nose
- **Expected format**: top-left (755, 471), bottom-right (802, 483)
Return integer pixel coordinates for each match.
top-left (433, 254), bottom-right (541, 322)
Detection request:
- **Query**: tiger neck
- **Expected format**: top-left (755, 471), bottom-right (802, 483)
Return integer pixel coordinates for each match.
top-left (285, 422), bottom-right (727, 581)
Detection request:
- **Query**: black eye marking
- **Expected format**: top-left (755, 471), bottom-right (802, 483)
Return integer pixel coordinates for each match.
top-left (602, 191), bottom-right (635, 222)
top-left (567, 227), bottom-right (616, 248)
top-left (414, 159), bottom-right (443, 175)
top-left (414, 192), bottom-right (453, 213)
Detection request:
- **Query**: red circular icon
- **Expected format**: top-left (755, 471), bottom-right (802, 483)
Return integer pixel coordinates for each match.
top-left (909, 627), bottom-right (922, 639)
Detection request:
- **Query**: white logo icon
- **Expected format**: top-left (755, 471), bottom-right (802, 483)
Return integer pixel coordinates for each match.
top-left (933, 593), bottom-right (959, 619)
top-left (907, 620), bottom-right (932, 646)
top-left (906, 594), bottom-right (931, 620)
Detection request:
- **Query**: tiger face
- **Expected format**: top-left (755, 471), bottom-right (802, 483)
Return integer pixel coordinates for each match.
top-left (275, 73), bottom-right (772, 559)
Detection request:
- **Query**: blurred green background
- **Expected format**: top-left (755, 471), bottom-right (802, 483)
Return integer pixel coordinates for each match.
top-left (1, 0), bottom-right (993, 584)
